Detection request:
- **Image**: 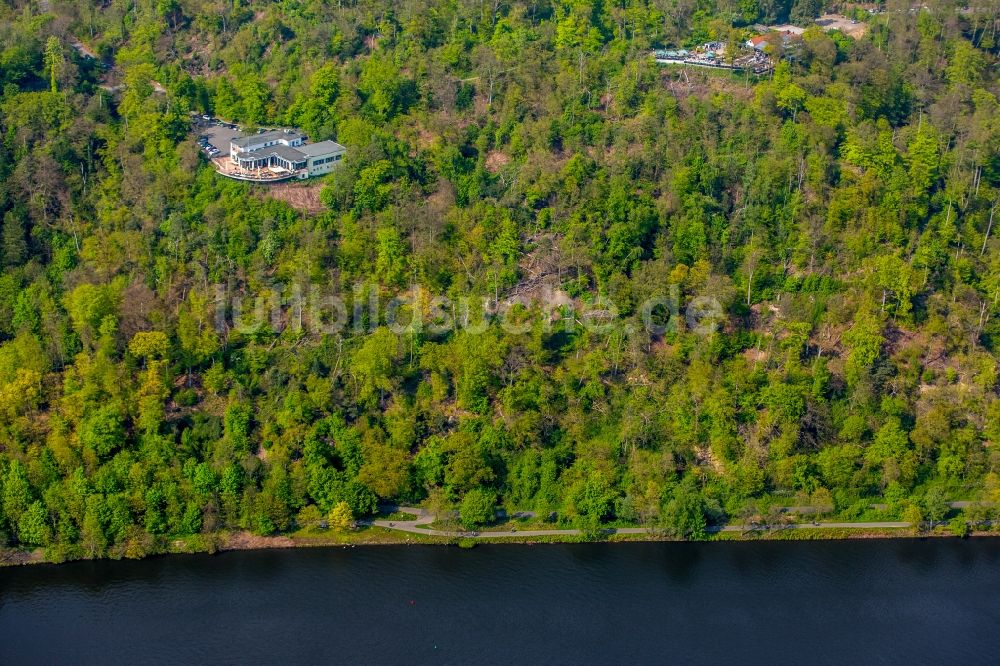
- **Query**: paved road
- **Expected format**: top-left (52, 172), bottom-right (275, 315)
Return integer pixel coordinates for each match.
top-left (367, 507), bottom-right (580, 538)
top-left (365, 507), bottom-right (913, 539)
top-left (868, 501), bottom-right (981, 511)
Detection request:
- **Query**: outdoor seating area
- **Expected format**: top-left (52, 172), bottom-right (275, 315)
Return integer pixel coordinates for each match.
top-left (209, 157), bottom-right (298, 182)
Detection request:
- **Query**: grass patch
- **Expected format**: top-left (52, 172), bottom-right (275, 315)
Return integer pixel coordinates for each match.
top-left (707, 526), bottom-right (915, 541)
top-left (378, 511), bottom-right (419, 522)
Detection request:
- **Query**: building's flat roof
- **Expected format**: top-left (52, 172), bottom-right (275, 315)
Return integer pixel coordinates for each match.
top-left (237, 143), bottom-right (306, 163)
top-left (231, 129), bottom-right (305, 149)
top-left (769, 24), bottom-right (805, 35)
top-left (269, 144), bottom-right (307, 162)
top-left (297, 140), bottom-right (346, 157)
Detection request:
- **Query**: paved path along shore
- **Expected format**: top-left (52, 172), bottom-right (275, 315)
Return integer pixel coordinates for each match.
top-left (365, 507), bottom-right (913, 539)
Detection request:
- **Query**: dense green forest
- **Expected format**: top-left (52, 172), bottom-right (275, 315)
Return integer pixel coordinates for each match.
top-left (0, 0), bottom-right (999, 560)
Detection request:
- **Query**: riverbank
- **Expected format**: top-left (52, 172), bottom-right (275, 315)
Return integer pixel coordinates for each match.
top-left (2, 515), bottom-right (995, 567)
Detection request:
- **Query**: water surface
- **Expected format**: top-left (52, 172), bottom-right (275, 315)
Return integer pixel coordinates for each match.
top-left (2, 539), bottom-right (999, 663)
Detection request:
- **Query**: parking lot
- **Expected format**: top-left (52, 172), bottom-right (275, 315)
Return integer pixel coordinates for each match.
top-left (816, 13), bottom-right (868, 38)
top-left (192, 117), bottom-right (244, 158)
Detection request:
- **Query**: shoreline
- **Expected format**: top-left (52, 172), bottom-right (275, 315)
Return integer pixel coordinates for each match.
top-left (2, 522), bottom-right (995, 568)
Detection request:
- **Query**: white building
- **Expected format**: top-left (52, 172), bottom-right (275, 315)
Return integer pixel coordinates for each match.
top-left (220, 129), bottom-right (346, 182)
top-left (297, 140), bottom-right (347, 178)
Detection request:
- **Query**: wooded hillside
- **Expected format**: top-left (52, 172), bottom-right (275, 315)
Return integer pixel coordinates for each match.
top-left (1, 0), bottom-right (999, 558)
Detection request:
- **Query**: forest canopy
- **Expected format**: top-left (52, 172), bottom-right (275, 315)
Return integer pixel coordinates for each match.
top-left (0, 0), bottom-right (999, 559)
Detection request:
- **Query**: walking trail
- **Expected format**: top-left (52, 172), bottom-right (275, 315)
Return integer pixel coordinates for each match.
top-left (365, 506), bottom-right (915, 539)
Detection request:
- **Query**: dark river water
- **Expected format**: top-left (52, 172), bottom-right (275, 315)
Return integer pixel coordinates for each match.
top-left (2, 539), bottom-right (1000, 664)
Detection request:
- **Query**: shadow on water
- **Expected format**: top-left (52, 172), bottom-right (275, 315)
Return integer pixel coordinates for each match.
top-left (892, 536), bottom-right (1000, 572)
top-left (650, 542), bottom-right (702, 583)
